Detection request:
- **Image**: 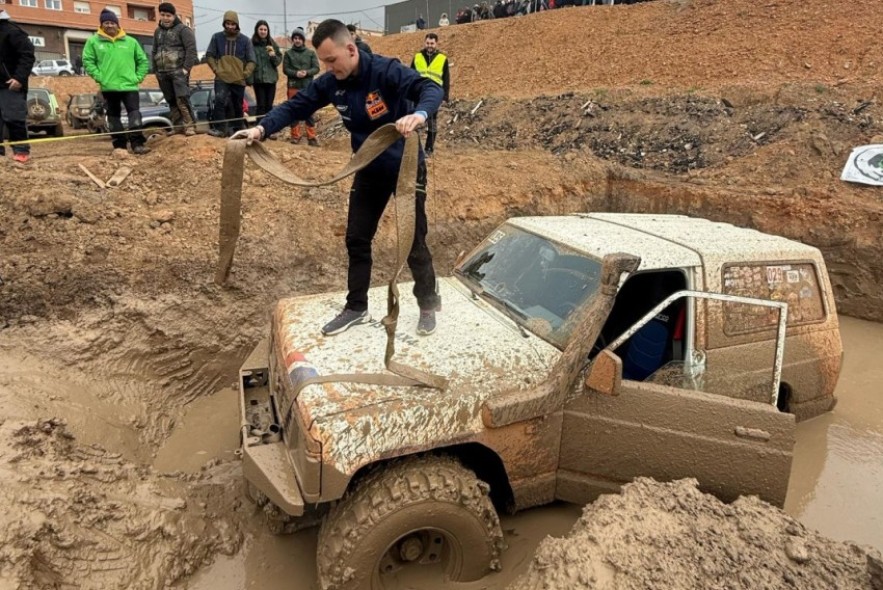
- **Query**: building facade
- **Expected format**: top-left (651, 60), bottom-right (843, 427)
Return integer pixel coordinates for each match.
top-left (0, 0), bottom-right (194, 67)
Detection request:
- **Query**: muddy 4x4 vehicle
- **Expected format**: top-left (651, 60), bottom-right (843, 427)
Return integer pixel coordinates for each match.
top-left (26, 88), bottom-right (64, 137)
top-left (238, 213), bottom-right (842, 589)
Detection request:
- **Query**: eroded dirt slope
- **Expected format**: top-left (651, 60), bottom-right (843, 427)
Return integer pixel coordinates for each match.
top-left (2, 0), bottom-right (883, 587)
top-left (510, 478), bottom-right (882, 590)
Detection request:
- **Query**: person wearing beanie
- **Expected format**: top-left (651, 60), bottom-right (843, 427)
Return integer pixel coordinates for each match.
top-left (82, 8), bottom-right (151, 154)
top-left (233, 19), bottom-right (444, 337)
top-left (281, 27), bottom-right (319, 145)
top-left (205, 11), bottom-right (256, 137)
top-left (248, 20), bottom-right (281, 123)
top-left (0, 9), bottom-right (36, 162)
top-left (152, 2), bottom-right (198, 135)
top-left (99, 8), bottom-right (119, 25)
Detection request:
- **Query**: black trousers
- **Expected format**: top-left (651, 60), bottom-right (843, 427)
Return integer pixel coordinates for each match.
top-left (345, 162), bottom-right (439, 312)
top-left (0, 87), bottom-right (29, 154)
top-left (102, 90), bottom-right (145, 149)
top-left (424, 111), bottom-right (438, 152)
top-left (252, 82), bottom-right (275, 118)
top-left (212, 80), bottom-right (245, 135)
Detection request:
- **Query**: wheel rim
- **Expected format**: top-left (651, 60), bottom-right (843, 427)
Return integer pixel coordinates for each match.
top-left (374, 527), bottom-right (461, 588)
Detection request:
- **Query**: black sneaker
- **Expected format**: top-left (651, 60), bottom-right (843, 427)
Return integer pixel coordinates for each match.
top-left (322, 309), bottom-right (371, 336)
top-left (307, 138), bottom-right (319, 147)
top-left (207, 129), bottom-right (226, 138)
top-left (417, 310), bottom-right (436, 336)
top-left (132, 145), bottom-right (150, 155)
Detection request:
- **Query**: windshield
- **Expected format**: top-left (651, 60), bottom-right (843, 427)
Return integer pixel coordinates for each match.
top-left (455, 224), bottom-right (602, 348)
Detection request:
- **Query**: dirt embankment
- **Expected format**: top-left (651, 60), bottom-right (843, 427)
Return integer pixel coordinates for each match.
top-left (2, 0), bottom-right (883, 587)
top-left (510, 478), bottom-right (882, 590)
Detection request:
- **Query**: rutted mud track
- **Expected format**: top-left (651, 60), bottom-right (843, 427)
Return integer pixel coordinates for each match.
top-left (2, 0), bottom-right (883, 586)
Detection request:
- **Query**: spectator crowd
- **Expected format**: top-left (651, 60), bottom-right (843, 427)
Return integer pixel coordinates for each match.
top-left (452, 0), bottom-right (655, 24)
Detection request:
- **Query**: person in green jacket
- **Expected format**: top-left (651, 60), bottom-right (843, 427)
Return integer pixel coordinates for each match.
top-left (82, 9), bottom-right (150, 154)
top-left (281, 27), bottom-right (319, 145)
top-left (248, 20), bottom-right (281, 122)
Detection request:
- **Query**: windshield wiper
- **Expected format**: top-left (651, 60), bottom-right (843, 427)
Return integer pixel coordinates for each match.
top-left (478, 288), bottom-right (530, 339)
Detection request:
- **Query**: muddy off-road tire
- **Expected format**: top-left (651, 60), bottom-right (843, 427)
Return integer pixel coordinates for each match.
top-left (317, 456), bottom-right (504, 590)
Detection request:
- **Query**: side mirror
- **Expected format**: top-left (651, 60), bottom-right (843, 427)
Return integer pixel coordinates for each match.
top-left (585, 350), bottom-right (622, 396)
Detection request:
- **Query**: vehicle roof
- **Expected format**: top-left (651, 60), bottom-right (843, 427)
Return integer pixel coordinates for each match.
top-left (510, 213), bottom-right (821, 271)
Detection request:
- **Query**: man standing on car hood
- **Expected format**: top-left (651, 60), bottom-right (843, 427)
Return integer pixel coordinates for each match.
top-left (233, 19), bottom-right (443, 337)
top-left (0, 9), bottom-right (36, 163)
top-left (152, 2), bottom-right (198, 136)
top-left (82, 9), bottom-right (150, 154)
top-left (205, 11), bottom-right (255, 138)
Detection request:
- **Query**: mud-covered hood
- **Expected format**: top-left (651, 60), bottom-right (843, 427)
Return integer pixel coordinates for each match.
top-left (273, 278), bottom-right (561, 472)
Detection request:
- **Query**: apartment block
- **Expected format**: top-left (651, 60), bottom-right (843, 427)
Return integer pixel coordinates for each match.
top-left (0, 0), bottom-right (194, 66)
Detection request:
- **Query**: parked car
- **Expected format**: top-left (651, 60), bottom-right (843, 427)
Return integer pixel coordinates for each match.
top-left (31, 59), bottom-right (75, 77)
top-left (88, 84), bottom-right (257, 135)
top-left (27, 87), bottom-right (64, 137)
top-left (66, 93), bottom-right (98, 129)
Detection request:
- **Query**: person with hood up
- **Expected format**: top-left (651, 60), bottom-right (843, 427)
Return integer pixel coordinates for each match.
top-left (248, 20), bottom-right (281, 122)
top-left (152, 2), bottom-right (198, 136)
top-left (205, 11), bottom-right (256, 137)
top-left (82, 8), bottom-right (150, 154)
top-left (0, 9), bottom-right (36, 163)
top-left (438, 13), bottom-right (450, 26)
top-left (281, 27), bottom-right (319, 146)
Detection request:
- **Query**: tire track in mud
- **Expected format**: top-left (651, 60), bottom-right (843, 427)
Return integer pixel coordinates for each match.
top-left (0, 419), bottom-right (245, 589)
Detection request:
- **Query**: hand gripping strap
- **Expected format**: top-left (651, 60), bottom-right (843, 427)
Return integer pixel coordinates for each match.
top-left (218, 125), bottom-right (447, 392)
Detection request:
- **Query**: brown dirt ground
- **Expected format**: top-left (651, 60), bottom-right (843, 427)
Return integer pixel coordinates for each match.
top-left (2, 0), bottom-right (883, 586)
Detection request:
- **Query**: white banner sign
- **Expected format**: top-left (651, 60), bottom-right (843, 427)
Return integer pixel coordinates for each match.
top-left (841, 144), bottom-right (883, 186)
top-left (29, 36), bottom-right (45, 47)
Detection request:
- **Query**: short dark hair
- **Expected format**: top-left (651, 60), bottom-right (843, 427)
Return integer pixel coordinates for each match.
top-left (346, 24), bottom-right (357, 33)
top-left (425, 33), bottom-right (438, 41)
top-left (313, 19), bottom-right (351, 49)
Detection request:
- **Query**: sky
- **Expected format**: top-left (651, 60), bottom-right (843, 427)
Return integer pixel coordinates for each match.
top-left (191, 0), bottom-right (387, 48)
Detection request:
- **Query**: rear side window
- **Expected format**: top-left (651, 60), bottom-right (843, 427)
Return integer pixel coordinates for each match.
top-left (721, 262), bottom-right (825, 334)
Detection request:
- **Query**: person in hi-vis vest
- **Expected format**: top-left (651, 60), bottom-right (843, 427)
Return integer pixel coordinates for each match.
top-left (410, 33), bottom-right (450, 156)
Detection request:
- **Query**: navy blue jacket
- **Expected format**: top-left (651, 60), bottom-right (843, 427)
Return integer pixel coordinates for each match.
top-left (260, 51), bottom-right (443, 178)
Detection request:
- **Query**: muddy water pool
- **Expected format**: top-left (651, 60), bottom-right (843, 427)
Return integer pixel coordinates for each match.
top-left (176, 316), bottom-right (883, 588)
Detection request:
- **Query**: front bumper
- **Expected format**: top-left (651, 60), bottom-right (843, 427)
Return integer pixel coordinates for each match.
top-left (239, 338), bottom-right (305, 516)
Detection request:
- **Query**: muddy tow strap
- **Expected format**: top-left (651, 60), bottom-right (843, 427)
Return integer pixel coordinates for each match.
top-left (217, 124), bottom-right (448, 392)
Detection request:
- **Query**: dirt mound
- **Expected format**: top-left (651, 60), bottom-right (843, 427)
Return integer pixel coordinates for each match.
top-left (372, 0), bottom-right (883, 98)
top-left (0, 418), bottom-right (243, 589)
top-left (510, 478), bottom-right (882, 590)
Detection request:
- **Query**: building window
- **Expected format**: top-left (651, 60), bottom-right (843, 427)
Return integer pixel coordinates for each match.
top-left (19, 0), bottom-right (38, 7)
top-left (45, 0), bottom-right (61, 9)
top-left (105, 4), bottom-right (120, 16)
top-left (73, 1), bottom-right (90, 12)
top-left (132, 7), bottom-right (148, 20)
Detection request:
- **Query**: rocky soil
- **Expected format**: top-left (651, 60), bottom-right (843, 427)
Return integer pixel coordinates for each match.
top-left (2, 0), bottom-right (883, 586)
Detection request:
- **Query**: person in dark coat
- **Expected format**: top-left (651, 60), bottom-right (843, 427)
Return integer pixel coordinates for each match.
top-left (0, 9), bottom-right (36, 162)
top-left (346, 24), bottom-right (372, 54)
top-left (232, 19), bottom-right (444, 337)
top-left (152, 2), bottom-right (198, 135)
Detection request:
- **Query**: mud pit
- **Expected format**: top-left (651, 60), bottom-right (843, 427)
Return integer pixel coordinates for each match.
top-left (3, 0), bottom-right (883, 586)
